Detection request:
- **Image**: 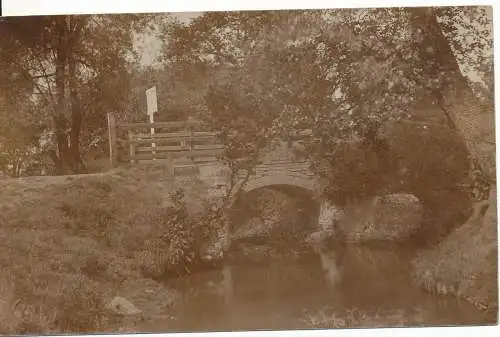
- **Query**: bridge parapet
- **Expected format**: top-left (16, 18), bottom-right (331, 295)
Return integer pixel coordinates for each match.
top-left (107, 115), bottom-right (317, 197)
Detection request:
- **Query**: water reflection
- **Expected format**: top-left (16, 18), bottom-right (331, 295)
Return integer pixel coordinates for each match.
top-left (153, 246), bottom-right (495, 332)
top-left (319, 249), bottom-right (342, 287)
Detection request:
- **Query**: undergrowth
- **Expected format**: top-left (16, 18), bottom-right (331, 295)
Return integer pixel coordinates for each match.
top-left (411, 185), bottom-right (498, 315)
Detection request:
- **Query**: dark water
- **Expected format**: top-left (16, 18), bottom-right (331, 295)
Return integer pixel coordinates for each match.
top-left (144, 245), bottom-right (495, 332)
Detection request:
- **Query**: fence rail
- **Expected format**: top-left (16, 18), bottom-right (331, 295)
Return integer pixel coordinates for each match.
top-left (107, 113), bottom-right (225, 174)
top-left (106, 113), bottom-right (318, 175)
top-left (117, 120), bottom-right (203, 129)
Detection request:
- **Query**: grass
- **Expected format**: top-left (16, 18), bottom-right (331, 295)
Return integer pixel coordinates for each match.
top-left (0, 166), bottom-right (215, 334)
top-left (411, 184), bottom-right (498, 314)
top-left (303, 307), bottom-right (408, 329)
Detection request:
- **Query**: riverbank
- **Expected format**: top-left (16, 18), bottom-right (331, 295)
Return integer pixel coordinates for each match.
top-left (412, 185), bottom-right (498, 315)
top-left (1, 167), bottom-right (497, 333)
top-left (0, 167), bottom-right (215, 334)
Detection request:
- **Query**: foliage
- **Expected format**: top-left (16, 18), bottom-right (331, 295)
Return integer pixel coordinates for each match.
top-left (0, 60), bottom-right (45, 176)
top-left (154, 189), bottom-right (195, 274)
top-left (127, 63), bottom-right (210, 123)
top-left (136, 187), bottom-right (227, 278)
top-left (436, 6), bottom-right (493, 99)
top-left (162, 7), bottom-right (492, 206)
top-left (412, 186), bottom-right (498, 313)
top-left (204, 67), bottom-right (279, 188)
top-left (0, 266), bottom-right (107, 334)
top-left (0, 14), bottom-right (155, 174)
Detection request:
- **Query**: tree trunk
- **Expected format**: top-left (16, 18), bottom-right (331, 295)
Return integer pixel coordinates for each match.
top-left (408, 8), bottom-right (495, 180)
top-left (380, 8), bottom-right (495, 246)
top-left (68, 52), bottom-right (86, 174)
top-left (52, 17), bottom-right (73, 175)
top-left (51, 16), bottom-right (87, 175)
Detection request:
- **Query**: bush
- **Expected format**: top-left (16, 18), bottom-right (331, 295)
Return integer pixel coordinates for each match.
top-left (134, 190), bottom-right (193, 278)
top-left (135, 188), bottom-right (226, 278)
top-left (320, 121), bottom-right (471, 207)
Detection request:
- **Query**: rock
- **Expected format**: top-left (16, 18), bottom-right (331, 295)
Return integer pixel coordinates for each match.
top-left (481, 185), bottom-right (496, 228)
top-left (232, 217), bottom-right (269, 240)
top-left (200, 241), bottom-right (225, 262)
top-left (342, 193), bottom-right (423, 242)
top-left (118, 327), bottom-right (139, 333)
top-left (105, 296), bottom-right (142, 316)
top-left (306, 231), bottom-right (330, 248)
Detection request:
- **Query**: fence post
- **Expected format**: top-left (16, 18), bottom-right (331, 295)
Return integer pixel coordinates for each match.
top-left (187, 117), bottom-right (196, 162)
top-left (188, 122), bottom-right (194, 162)
top-left (107, 113), bottom-right (118, 168)
top-left (168, 154), bottom-right (175, 179)
top-left (128, 130), bottom-right (136, 165)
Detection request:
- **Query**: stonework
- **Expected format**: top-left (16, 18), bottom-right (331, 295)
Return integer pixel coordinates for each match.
top-left (195, 140), bottom-right (316, 199)
top-left (318, 200), bottom-right (344, 234)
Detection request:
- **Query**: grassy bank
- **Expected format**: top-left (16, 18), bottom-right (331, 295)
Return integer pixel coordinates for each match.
top-left (0, 166), bottom-right (218, 334)
top-left (411, 185), bottom-right (498, 314)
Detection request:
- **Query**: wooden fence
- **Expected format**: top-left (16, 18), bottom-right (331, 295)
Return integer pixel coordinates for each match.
top-left (107, 113), bottom-right (225, 174)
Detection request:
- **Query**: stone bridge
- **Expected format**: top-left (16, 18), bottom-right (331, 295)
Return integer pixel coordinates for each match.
top-left (185, 140), bottom-right (342, 258)
top-left (195, 140), bottom-right (317, 198)
top-left (112, 116), bottom-right (343, 256)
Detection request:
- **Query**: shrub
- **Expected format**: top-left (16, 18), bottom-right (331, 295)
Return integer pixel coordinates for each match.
top-left (320, 121), bottom-right (471, 207)
top-left (135, 188), bottom-right (203, 278)
top-left (135, 187), bottom-right (230, 278)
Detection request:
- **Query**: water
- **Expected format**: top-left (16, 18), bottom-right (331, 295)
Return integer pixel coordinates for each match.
top-left (143, 245), bottom-right (496, 332)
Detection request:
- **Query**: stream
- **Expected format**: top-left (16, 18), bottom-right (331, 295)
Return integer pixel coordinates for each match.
top-left (141, 245), bottom-right (496, 332)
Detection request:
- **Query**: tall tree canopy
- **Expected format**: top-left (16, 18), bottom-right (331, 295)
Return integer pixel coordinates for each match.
top-left (160, 7), bottom-right (493, 204)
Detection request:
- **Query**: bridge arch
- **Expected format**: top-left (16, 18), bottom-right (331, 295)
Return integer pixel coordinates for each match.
top-left (228, 173), bottom-right (321, 240)
top-left (241, 174), bottom-right (316, 194)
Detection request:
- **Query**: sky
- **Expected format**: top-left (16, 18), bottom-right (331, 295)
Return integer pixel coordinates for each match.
top-left (136, 12), bottom-right (202, 66)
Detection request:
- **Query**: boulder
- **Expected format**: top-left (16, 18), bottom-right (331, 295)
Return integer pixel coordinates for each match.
top-left (341, 193), bottom-right (423, 242)
top-left (105, 296), bottom-right (142, 317)
top-left (231, 217), bottom-right (270, 240)
top-left (305, 230), bottom-right (331, 250)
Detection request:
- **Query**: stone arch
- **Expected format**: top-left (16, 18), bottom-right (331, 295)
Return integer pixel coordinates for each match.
top-left (241, 174), bottom-right (315, 194)
top-left (228, 174), bottom-right (320, 242)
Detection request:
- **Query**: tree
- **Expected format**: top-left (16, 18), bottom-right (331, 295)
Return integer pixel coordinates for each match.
top-left (0, 99), bottom-right (44, 177)
top-left (160, 7), bottom-right (493, 244)
top-left (409, 7), bottom-right (494, 184)
top-left (0, 47), bottom-right (45, 177)
top-left (0, 14), bottom-right (154, 175)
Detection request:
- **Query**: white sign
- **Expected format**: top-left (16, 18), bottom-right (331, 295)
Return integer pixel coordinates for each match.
top-left (145, 86), bottom-right (158, 116)
top-left (145, 86), bottom-right (158, 157)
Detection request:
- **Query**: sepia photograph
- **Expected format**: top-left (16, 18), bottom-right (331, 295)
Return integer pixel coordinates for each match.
top-left (0, 3), bottom-right (497, 335)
